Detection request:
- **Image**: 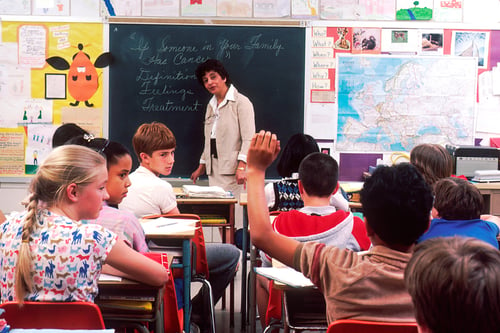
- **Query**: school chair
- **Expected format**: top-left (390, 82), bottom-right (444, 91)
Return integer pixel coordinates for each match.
top-left (326, 319), bottom-right (418, 333)
top-left (0, 301), bottom-right (105, 329)
top-left (143, 213), bottom-right (217, 333)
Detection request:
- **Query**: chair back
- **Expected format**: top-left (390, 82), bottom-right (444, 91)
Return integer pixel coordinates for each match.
top-left (327, 319), bottom-right (418, 333)
top-left (0, 301), bottom-right (105, 329)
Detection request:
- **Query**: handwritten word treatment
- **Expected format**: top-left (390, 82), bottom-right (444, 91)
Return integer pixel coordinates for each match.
top-left (128, 33), bottom-right (285, 113)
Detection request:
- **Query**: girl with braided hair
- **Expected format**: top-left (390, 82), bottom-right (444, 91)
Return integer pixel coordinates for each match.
top-left (0, 145), bottom-right (168, 303)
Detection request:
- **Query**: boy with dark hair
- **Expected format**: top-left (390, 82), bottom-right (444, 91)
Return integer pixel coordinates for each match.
top-left (257, 152), bottom-right (370, 327)
top-left (418, 177), bottom-right (500, 248)
top-left (405, 237), bottom-right (500, 333)
top-left (247, 131), bottom-right (433, 323)
top-left (120, 122), bottom-right (239, 333)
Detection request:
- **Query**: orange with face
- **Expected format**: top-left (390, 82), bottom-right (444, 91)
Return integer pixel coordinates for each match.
top-left (46, 43), bottom-right (113, 107)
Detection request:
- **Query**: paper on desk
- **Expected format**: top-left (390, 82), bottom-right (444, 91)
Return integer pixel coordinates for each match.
top-left (255, 267), bottom-right (314, 288)
top-left (141, 217), bottom-right (197, 235)
top-left (99, 273), bottom-right (122, 282)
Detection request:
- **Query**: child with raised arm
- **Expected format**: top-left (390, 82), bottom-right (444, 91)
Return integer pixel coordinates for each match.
top-left (247, 131), bottom-right (433, 323)
top-left (405, 237), bottom-right (500, 333)
top-left (417, 177), bottom-right (500, 248)
top-left (0, 145), bottom-right (168, 302)
top-left (257, 151), bottom-right (370, 328)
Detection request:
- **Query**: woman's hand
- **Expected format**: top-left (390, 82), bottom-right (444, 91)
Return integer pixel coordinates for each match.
top-left (190, 164), bottom-right (206, 183)
top-left (236, 168), bottom-right (247, 185)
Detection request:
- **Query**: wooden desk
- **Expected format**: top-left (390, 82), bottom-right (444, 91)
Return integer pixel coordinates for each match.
top-left (176, 195), bottom-right (238, 326)
top-left (473, 182), bottom-right (500, 216)
top-left (96, 277), bottom-right (164, 333)
top-left (176, 196), bottom-right (237, 245)
top-left (141, 217), bottom-right (197, 333)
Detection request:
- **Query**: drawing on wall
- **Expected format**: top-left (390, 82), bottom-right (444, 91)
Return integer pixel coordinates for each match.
top-left (433, 0), bottom-right (462, 22)
top-left (396, 0), bottom-right (433, 20)
top-left (45, 43), bottom-right (113, 107)
top-left (452, 31), bottom-right (490, 68)
top-left (352, 28), bottom-right (381, 54)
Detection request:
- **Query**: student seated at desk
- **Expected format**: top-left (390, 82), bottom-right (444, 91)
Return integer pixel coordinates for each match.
top-left (405, 237), bottom-right (500, 333)
top-left (53, 124), bottom-right (148, 252)
top-left (65, 136), bottom-right (149, 252)
top-left (257, 152), bottom-right (371, 329)
top-left (410, 143), bottom-right (454, 187)
top-left (265, 133), bottom-right (349, 212)
top-left (417, 177), bottom-right (500, 248)
top-left (247, 131), bottom-right (434, 323)
top-left (0, 145), bottom-right (168, 302)
top-left (119, 121), bottom-right (239, 333)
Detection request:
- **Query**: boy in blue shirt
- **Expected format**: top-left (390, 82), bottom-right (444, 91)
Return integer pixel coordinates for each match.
top-left (418, 177), bottom-right (500, 248)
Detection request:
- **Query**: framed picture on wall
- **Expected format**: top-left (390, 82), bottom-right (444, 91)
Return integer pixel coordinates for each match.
top-left (45, 73), bottom-right (66, 99)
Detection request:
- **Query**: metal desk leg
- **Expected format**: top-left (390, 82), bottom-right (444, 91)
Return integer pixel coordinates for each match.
top-left (241, 205), bottom-right (249, 331)
top-left (183, 239), bottom-right (192, 333)
top-left (248, 241), bottom-right (257, 333)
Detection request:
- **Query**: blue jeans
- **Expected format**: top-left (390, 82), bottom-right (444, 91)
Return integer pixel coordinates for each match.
top-left (191, 243), bottom-right (240, 327)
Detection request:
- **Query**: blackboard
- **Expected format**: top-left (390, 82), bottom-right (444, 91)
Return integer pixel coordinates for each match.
top-left (109, 23), bottom-right (305, 178)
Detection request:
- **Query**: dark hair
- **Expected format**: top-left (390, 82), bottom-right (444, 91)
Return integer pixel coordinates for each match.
top-left (276, 133), bottom-right (319, 178)
top-left (298, 152), bottom-right (338, 197)
top-left (195, 59), bottom-right (232, 87)
top-left (66, 136), bottom-right (131, 170)
top-left (433, 177), bottom-right (483, 220)
top-left (52, 123), bottom-right (89, 148)
top-left (360, 163), bottom-right (433, 247)
top-left (132, 122), bottom-right (176, 162)
top-left (410, 143), bottom-right (453, 186)
top-left (405, 237), bottom-right (500, 333)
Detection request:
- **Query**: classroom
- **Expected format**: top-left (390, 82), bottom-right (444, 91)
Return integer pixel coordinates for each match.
top-left (0, 0), bottom-right (500, 332)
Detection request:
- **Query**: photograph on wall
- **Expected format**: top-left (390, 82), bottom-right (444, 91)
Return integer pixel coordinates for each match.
top-left (452, 31), bottom-right (490, 69)
top-left (396, 0), bottom-right (433, 20)
top-left (333, 27), bottom-right (352, 51)
top-left (419, 30), bottom-right (444, 55)
top-left (381, 29), bottom-right (419, 53)
top-left (352, 28), bottom-right (381, 54)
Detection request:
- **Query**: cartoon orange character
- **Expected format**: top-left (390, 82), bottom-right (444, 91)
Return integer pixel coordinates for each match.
top-left (46, 43), bottom-right (113, 107)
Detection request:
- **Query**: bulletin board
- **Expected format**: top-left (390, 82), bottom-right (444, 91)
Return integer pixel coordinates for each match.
top-left (0, 20), bottom-right (106, 176)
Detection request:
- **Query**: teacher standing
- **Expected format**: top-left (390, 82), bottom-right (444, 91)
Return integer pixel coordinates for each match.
top-left (190, 59), bottom-right (255, 227)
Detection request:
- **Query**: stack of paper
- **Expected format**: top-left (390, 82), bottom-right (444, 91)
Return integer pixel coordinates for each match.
top-left (182, 185), bottom-right (229, 198)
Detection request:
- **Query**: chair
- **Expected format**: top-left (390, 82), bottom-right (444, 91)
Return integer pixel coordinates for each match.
top-left (0, 301), bottom-right (105, 329)
top-left (327, 319), bottom-right (419, 333)
top-left (143, 213), bottom-right (217, 333)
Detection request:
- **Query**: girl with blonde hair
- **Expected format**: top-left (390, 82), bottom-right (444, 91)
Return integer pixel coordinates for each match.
top-left (0, 145), bottom-right (168, 302)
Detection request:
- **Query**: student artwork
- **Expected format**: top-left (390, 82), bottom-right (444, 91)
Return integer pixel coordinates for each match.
top-left (352, 28), bottom-right (381, 54)
top-left (433, 0), bottom-right (462, 22)
top-left (452, 31), bottom-right (490, 69)
top-left (396, 0), bottom-right (433, 20)
top-left (46, 43), bottom-right (113, 107)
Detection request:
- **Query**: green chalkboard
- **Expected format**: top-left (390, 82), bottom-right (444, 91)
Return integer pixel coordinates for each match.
top-left (109, 23), bottom-right (305, 178)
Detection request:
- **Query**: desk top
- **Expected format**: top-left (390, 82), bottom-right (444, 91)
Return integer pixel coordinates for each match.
top-left (139, 217), bottom-right (196, 239)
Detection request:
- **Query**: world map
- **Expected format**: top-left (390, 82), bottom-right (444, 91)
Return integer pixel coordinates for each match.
top-left (336, 55), bottom-right (477, 152)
